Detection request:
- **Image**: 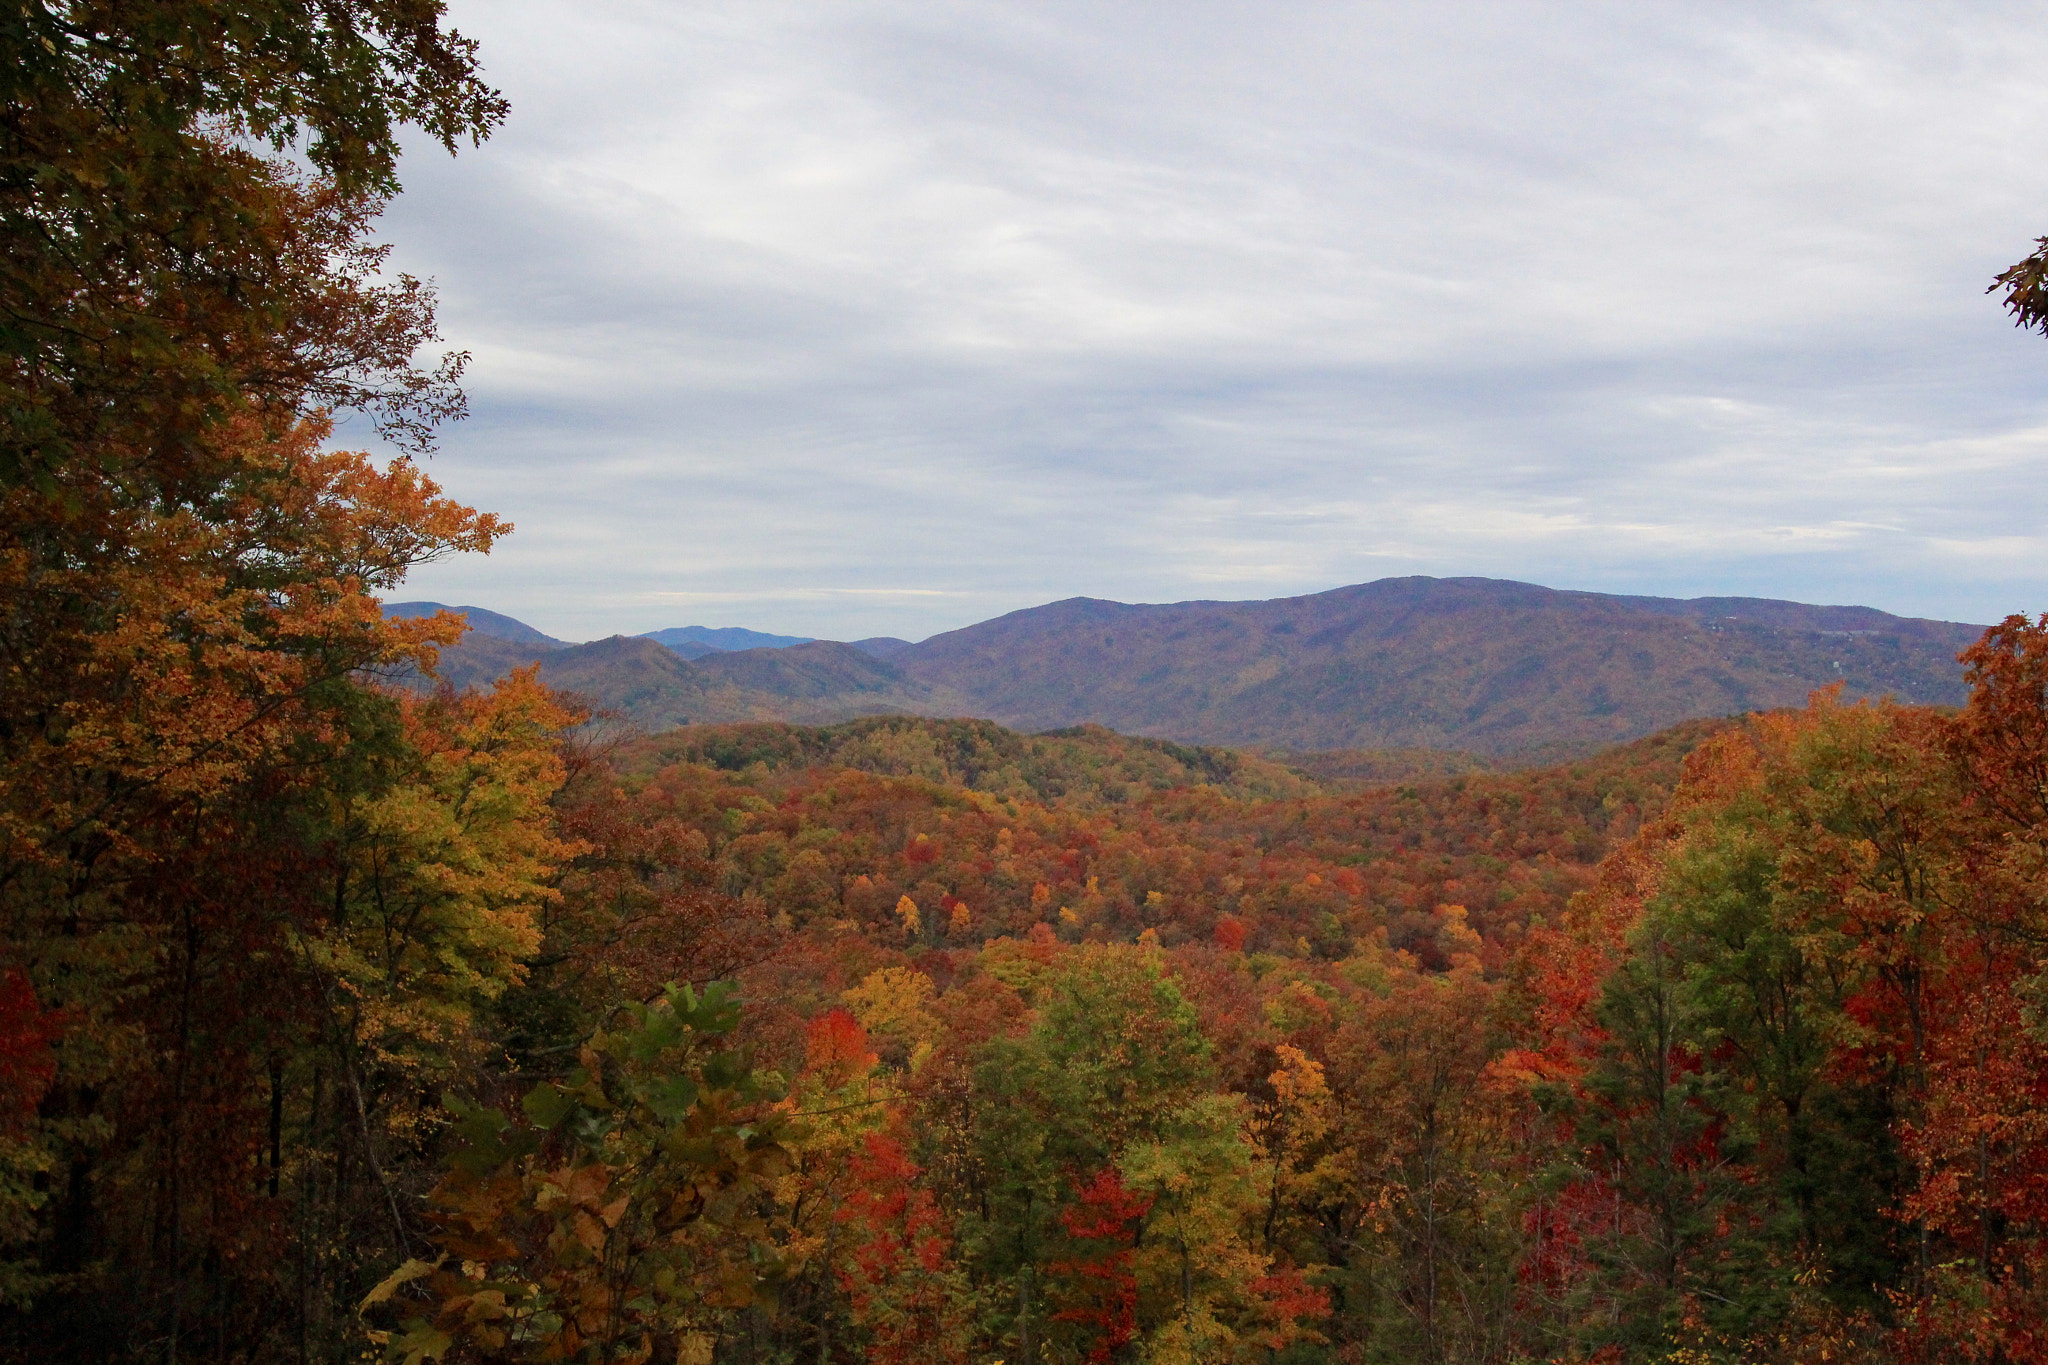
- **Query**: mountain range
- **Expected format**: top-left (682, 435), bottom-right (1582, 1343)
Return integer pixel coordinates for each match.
top-left (639, 625), bottom-right (815, 658)
top-left (382, 577), bottom-right (1991, 756)
top-left (383, 605), bottom-right (814, 659)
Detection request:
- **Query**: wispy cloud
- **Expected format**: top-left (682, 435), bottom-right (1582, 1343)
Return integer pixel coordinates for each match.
top-left (383, 0), bottom-right (2048, 641)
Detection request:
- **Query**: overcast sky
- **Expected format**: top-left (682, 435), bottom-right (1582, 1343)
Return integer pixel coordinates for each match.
top-left (374, 0), bottom-right (2048, 642)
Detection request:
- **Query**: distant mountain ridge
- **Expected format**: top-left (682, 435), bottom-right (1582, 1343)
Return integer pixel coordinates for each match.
top-left (381, 577), bottom-right (1992, 755)
top-left (379, 620), bottom-right (966, 731)
top-left (891, 577), bottom-right (1985, 754)
top-left (382, 601), bottom-right (569, 649)
top-left (378, 605), bottom-right (817, 658)
top-left (638, 625), bottom-right (815, 654)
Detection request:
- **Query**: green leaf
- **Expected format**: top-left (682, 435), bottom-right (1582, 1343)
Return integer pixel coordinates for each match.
top-left (700, 1049), bottom-right (747, 1090)
top-left (643, 1074), bottom-right (699, 1124)
top-left (520, 1082), bottom-right (575, 1130)
top-left (388, 1318), bottom-right (454, 1365)
top-left (679, 980), bottom-right (744, 1036)
top-left (443, 1094), bottom-right (537, 1174)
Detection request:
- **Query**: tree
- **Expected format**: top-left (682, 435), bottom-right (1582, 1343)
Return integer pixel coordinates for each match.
top-left (2, 0), bottom-right (509, 930)
top-left (0, 5), bottom-right (522, 1356)
top-left (963, 944), bottom-right (1213, 1362)
top-left (1994, 240), bottom-right (2048, 340)
top-left (371, 984), bottom-right (800, 1365)
top-left (3, 0), bottom-right (504, 489)
top-left (1507, 675), bottom-right (2048, 1362)
top-left (1313, 958), bottom-right (1516, 1364)
top-left (0, 412), bottom-right (518, 1358)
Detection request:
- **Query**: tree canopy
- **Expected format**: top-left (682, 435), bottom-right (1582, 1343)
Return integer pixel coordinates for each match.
top-left (11, 4), bottom-right (2048, 1361)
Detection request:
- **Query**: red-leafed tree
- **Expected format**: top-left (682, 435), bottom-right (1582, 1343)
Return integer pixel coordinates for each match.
top-left (833, 1131), bottom-right (972, 1364)
top-left (1046, 1167), bottom-right (1152, 1363)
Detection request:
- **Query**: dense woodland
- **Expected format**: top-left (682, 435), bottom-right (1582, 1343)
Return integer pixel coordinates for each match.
top-left (13, 4), bottom-right (2048, 1363)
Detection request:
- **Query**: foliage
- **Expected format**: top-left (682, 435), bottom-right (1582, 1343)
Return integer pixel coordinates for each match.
top-left (2, 0), bottom-right (504, 491)
top-left (367, 983), bottom-right (798, 1365)
top-left (594, 715), bottom-right (1713, 989)
top-left (1994, 237), bottom-right (2048, 341)
top-left (11, 11), bottom-right (2048, 1352)
top-left (631, 716), bottom-right (1318, 807)
top-left (0, 2), bottom-right (527, 1356)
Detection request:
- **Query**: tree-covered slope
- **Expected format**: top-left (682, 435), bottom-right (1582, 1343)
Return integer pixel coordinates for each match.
top-left (893, 575), bottom-right (1982, 754)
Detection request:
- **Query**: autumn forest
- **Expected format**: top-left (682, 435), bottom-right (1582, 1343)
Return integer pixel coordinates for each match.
top-left (14, 5), bottom-right (2048, 1365)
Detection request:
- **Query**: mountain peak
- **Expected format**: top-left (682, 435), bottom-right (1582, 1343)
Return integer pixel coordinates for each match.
top-left (381, 601), bottom-right (569, 649)
top-left (639, 625), bottom-right (815, 653)
top-left (891, 576), bottom-right (1986, 755)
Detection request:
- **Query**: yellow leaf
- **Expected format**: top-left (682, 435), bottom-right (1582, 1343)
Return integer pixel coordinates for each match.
top-left (360, 1257), bottom-right (442, 1311)
top-left (391, 1320), bottom-right (454, 1365)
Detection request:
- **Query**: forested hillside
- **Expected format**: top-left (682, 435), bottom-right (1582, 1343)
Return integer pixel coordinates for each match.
top-left (33, 566), bottom-right (2048, 1362)
top-left (13, 4), bottom-right (2048, 1364)
top-left (383, 630), bottom-right (2048, 1365)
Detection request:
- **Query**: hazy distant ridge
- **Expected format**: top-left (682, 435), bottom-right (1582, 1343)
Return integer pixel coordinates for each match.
top-left (890, 577), bottom-right (1984, 753)
top-left (382, 601), bottom-right (569, 649)
top-left (638, 625), bottom-right (815, 653)
top-left (382, 577), bottom-right (1988, 754)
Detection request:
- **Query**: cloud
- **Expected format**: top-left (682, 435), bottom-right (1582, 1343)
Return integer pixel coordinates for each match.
top-left (376, 0), bottom-right (2048, 641)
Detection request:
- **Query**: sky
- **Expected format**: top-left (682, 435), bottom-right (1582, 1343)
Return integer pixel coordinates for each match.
top-left (375, 0), bottom-right (2048, 643)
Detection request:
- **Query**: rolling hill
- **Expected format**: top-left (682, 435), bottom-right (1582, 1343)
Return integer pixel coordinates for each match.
top-left (385, 629), bottom-right (959, 730)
